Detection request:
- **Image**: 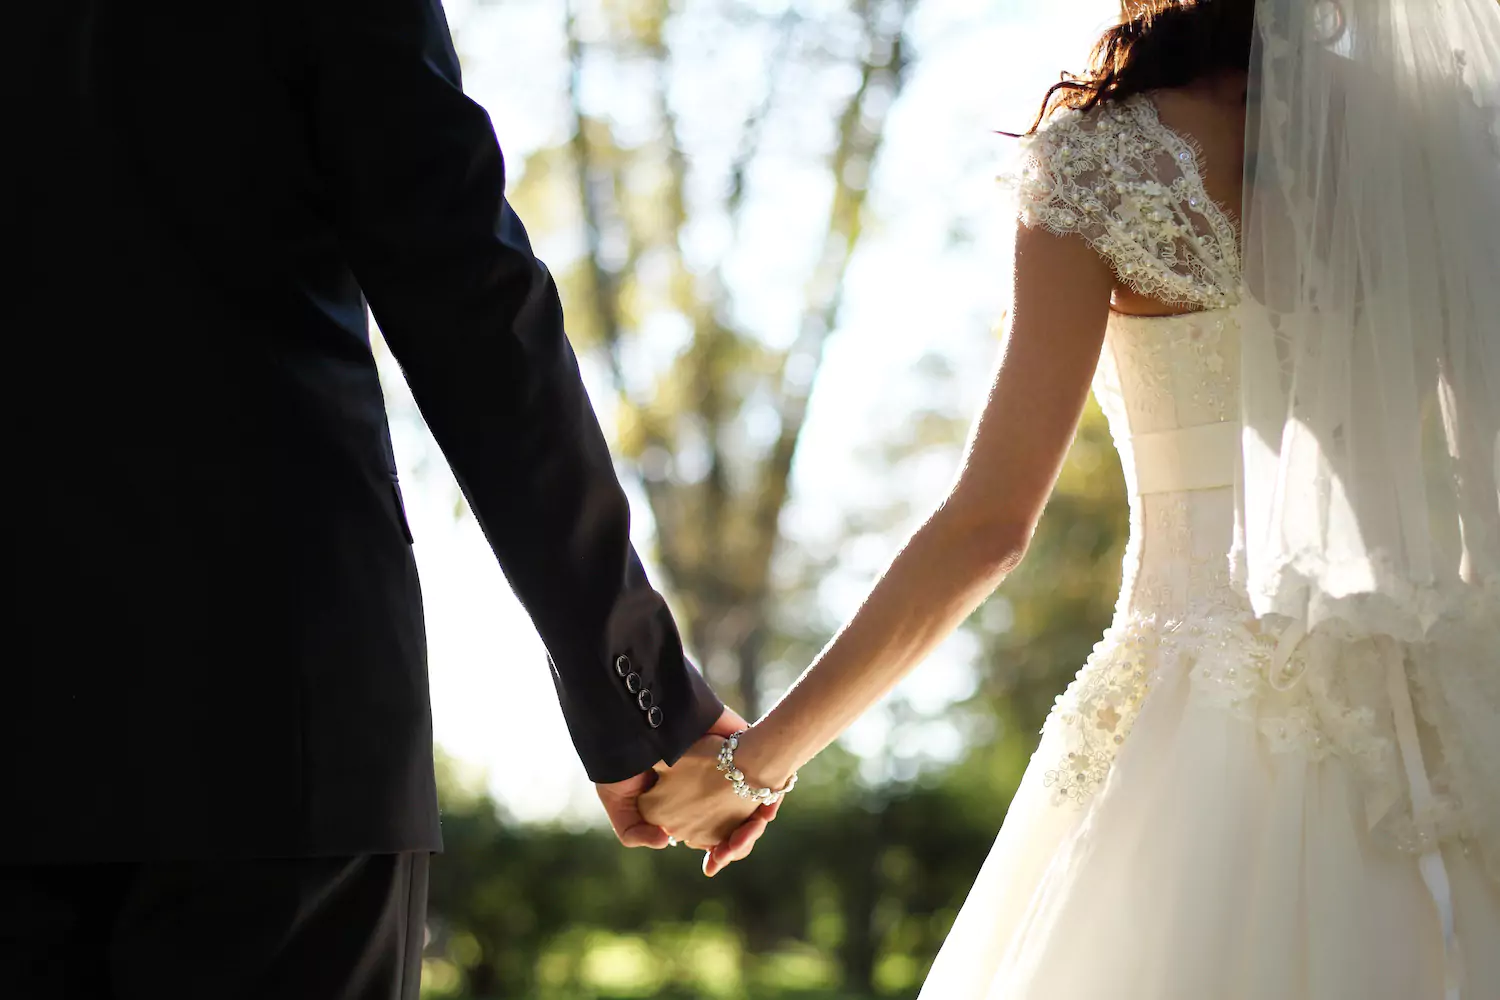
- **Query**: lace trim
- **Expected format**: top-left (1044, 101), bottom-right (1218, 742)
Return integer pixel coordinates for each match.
top-left (1041, 556), bottom-right (1498, 879)
top-left (1008, 94), bottom-right (1242, 311)
top-left (1130, 98), bottom-right (1242, 287)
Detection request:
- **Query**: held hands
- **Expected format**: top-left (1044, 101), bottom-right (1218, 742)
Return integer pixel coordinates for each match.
top-left (639, 733), bottom-right (782, 877)
top-left (595, 707), bottom-right (783, 875)
top-left (594, 706), bottom-right (745, 849)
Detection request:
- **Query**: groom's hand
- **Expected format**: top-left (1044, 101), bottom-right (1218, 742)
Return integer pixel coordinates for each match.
top-left (595, 770), bottom-right (672, 848)
top-left (595, 706), bottom-right (749, 849)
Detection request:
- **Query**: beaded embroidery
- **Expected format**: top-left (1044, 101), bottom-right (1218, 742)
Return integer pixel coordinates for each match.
top-left (1012, 95), bottom-right (1242, 310)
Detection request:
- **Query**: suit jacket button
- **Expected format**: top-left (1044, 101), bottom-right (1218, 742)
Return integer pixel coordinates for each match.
top-left (625, 671), bottom-right (643, 694)
top-left (614, 654), bottom-right (632, 677)
top-left (636, 689), bottom-right (654, 711)
top-left (646, 706), bottom-right (663, 729)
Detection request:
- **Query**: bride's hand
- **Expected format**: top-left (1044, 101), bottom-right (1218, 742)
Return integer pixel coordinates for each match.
top-left (639, 732), bottom-right (782, 876)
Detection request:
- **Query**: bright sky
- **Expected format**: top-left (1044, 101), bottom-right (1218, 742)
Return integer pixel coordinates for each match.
top-left (380, 0), bottom-right (1117, 824)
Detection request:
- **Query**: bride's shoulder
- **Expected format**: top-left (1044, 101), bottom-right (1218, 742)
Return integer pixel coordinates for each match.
top-left (1009, 96), bottom-right (1158, 234)
top-left (1019, 96), bottom-right (1149, 157)
top-left (1019, 89), bottom-right (1233, 171)
top-left (1013, 94), bottom-right (1176, 191)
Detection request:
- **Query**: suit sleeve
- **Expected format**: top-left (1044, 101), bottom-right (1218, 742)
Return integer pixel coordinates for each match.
top-left (303, 0), bottom-right (723, 782)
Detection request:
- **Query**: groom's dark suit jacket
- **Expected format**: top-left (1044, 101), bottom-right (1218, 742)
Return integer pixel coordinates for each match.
top-left (9, 0), bottom-right (722, 861)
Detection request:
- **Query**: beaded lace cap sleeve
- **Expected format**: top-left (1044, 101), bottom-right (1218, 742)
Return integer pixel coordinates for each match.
top-left (1011, 96), bottom-right (1242, 310)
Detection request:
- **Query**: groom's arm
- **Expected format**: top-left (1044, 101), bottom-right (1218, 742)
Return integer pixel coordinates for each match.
top-left (302, 0), bottom-right (723, 783)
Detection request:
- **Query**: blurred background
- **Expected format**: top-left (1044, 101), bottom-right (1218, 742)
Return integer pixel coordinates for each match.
top-left (379, 0), bottom-right (1126, 996)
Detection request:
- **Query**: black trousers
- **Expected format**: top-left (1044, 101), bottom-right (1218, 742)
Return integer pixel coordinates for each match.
top-left (1, 854), bottom-right (428, 1000)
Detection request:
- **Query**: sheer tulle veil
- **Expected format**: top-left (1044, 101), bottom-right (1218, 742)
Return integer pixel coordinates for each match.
top-left (1235, 0), bottom-right (1500, 902)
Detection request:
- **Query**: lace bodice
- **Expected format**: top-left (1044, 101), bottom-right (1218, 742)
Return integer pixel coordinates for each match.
top-left (1009, 99), bottom-right (1487, 875)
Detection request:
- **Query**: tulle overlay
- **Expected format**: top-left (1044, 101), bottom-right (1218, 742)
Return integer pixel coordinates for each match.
top-left (1234, 0), bottom-right (1500, 881)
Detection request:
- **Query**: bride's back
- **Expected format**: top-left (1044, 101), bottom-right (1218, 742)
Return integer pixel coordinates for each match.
top-left (1114, 81), bottom-right (1247, 316)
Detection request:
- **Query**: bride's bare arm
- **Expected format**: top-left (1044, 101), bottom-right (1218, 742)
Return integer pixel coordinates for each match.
top-left (640, 223), bottom-right (1114, 866)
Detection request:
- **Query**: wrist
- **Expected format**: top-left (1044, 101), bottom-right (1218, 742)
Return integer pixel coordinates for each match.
top-left (708, 705), bottom-right (749, 738)
top-left (732, 723), bottom-right (801, 791)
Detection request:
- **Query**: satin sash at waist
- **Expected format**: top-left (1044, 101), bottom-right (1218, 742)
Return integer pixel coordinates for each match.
top-left (1130, 421), bottom-right (1239, 496)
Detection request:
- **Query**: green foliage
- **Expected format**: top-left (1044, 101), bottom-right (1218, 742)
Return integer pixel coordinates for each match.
top-left (428, 752), bottom-right (1001, 998)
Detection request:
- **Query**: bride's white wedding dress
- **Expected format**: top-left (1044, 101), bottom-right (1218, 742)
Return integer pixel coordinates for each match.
top-left (918, 96), bottom-right (1500, 999)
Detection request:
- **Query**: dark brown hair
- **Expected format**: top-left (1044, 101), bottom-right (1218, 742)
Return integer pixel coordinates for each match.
top-left (1004, 0), bottom-right (1256, 137)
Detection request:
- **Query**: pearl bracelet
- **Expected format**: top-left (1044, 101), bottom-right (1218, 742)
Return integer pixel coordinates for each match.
top-left (716, 729), bottom-right (797, 805)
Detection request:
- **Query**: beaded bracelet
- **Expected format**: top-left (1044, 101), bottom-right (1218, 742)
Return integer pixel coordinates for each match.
top-left (716, 729), bottom-right (797, 805)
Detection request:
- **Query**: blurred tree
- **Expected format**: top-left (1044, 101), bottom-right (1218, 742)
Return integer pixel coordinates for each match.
top-left (506, 0), bottom-right (919, 720)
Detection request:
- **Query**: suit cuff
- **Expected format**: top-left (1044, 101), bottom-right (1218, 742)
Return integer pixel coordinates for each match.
top-left (570, 658), bottom-right (724, 784)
